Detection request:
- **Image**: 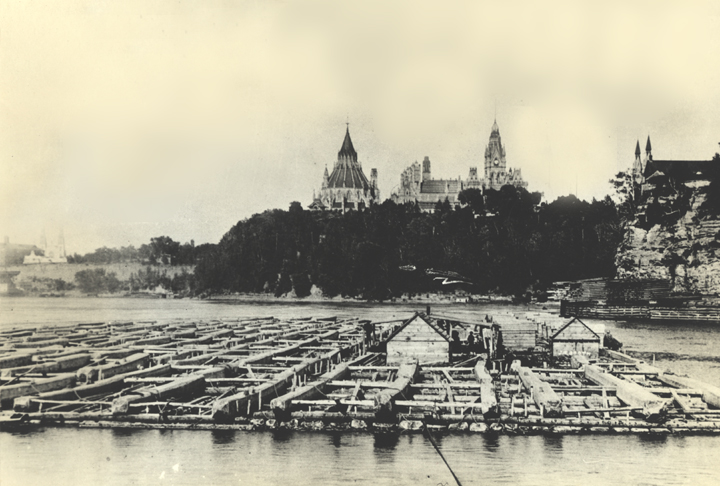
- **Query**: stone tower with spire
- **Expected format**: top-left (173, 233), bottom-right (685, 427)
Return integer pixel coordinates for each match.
top-left (482, 119), bottom-right (527, 191)
top-left (309, 125), bottom-right (379, 211)
top-left (631, 136), bottom-right (653, 188)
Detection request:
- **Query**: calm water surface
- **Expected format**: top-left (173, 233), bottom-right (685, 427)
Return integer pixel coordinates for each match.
top-left (1, 297), bottom-right (719, 485)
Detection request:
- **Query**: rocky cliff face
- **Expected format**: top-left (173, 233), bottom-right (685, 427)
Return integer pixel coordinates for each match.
top-left (615, 190), bottom-right (720, 295)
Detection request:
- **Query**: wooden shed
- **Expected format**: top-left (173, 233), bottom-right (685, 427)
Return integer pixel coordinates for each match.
top-left (386, 314), bottom-right (451, 365)
top-left (497, 319), bottom-right (537, 353)
top-left (551, 317), bottom-right (600, 359)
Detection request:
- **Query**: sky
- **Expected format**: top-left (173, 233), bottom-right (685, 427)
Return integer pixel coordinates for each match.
top-left (1, 0), bottom-right (719, 254)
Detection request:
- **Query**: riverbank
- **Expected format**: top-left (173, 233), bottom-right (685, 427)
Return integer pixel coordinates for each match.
top-left (5, 263), bottom-right (193, 297)
top-left (205, 291), bottom-right (520, 305)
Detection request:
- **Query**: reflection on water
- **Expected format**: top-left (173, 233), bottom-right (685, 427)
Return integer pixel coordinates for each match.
top-left (1, 421), bottom-right (719, 485)
top-left (270, 429), bottom-right (294, 443)
top-left (210, 429), bottom-right (236, 446)
top-left (541, 434), bottom-right (564, 452)
top-left (481, 432), bottom-right (501, 451)
top-left (330, 432), bottom-right (342, 449)
top-left (374, 431), bottom-right (401, 450)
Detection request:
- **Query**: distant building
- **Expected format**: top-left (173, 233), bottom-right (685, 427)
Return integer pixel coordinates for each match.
top-left (632, 136), bottom-right (716, 195)
top-left (392, 120), bottom-right (528, 211)
top-left (23, 229), bottom-right (67, 264)
top-left (309, 126), bottom-right (379, 211)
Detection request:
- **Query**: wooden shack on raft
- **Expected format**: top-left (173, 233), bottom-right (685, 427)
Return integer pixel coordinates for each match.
top-left (495, 317), bottom-right (537, 355)
top-left (550, 317), bottom-right (600, 359)
top-left (385, 314), bottom-right (451, 365)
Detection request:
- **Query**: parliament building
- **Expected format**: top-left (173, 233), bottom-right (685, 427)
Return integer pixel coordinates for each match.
top-left (392, 120), bottom-right (527, 211)
top-left (309, 126), bottom-right (379, 211)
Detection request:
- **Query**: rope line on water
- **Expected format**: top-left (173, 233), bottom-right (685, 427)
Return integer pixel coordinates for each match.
top-left (422, 423), bottom-right (464, 486)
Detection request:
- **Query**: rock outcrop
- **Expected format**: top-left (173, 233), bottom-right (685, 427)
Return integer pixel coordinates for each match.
top-left (615, 190), bottom-right (720, 295)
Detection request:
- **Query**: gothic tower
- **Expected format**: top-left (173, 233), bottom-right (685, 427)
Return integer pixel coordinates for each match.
top-left (422, 156), bottom-right (431, 182)
top-left (484, 119), bottom-right (507, 188)
top-left (632, 140), bottom-right (643, 186)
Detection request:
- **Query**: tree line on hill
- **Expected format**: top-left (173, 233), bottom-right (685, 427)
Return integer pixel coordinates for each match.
top-left (67, 237), bottom-right (214, 266)
top-left (72, 266), bottom-right (195, 295)
top-left (62, 152), bottom-right (720, 299)
top-left (192, 186), bottom-right (623, 300)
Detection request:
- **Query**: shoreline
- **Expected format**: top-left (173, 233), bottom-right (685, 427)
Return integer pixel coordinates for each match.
top-left (4, 288), bottom-right (543, 306)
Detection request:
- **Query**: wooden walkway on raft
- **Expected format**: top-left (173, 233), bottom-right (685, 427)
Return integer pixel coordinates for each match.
top-left (2, 314), bottom-right (720, 434)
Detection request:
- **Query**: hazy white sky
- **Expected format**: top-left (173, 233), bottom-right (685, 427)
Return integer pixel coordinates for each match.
top-left (2, 0), bottom-right (719, 253)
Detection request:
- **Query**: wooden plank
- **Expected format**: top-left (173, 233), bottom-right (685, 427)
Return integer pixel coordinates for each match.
top-left (13, 363), bottom-right (173, 412)
top-left (327, 380), bottom-right (397, 389)
top-left (111, 375), bottom-right (208, 414)
top-left (3, 354), bottom-right (92, 376)
top-left (585, 364), bottom-right (669, 422)
top-left (658, 374), bottom-right (720, 409)
top-left (269, 362), bottom-right (351, 414)
top-left (0, 353), bottom-right (34, 369)
top-left (473, 360), bottom-right (498, 416)
top-left (516, 366), bottom-right (563, 418)
top-left (0, 373), bottom-right (77, 403)
top-left (601, 387), bottom-right (610, 419)
top-left (394, 400), bottom-right (491, 410)
top-left (446, 382), bottom-right (456, 414)
top-left (411, 383), bottom-right (483, 389)
top-left (212, 359), bottom-right (320, 420)
top-left (671, 390), bottom-right (696, 414)
top-left (77, 353), bottom-right (150, 383)
top-left (372, 361), bottom-right (419, 413)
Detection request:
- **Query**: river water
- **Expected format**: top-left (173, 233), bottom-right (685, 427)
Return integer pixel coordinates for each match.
top-left (1, 297), bottom-right (719, 486)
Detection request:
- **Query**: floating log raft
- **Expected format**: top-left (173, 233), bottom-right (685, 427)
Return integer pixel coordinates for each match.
top-left (2, 314), bottom-right (720, 435)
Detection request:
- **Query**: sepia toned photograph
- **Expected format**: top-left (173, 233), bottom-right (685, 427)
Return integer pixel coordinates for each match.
top-left (1, 1), bottom-right (719, 485)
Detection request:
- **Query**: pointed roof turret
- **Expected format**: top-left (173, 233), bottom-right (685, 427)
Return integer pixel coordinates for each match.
top-left (635, 140), bottom-right (641, 156)
top-left (338, 125), bottom-right (357, 159)
top-left (646, 136), bottom-right (652, 153)
top-left (491, 119), bottom-right (500, 136)
top-left (326, 125), bottom-right (371, 191)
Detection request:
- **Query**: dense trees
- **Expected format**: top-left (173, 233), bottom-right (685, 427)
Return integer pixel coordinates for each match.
top-left (194, 189), bottom-right (623, 298)
top-left (67, 238), bottom-right (209, 265)
top-left (74, 269), bottom-right (122, 294)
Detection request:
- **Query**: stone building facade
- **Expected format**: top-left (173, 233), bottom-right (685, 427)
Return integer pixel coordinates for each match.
top-left (392, 120), bottom-right (527, 211)
top-left (309, 126), bottom-right (379, 211)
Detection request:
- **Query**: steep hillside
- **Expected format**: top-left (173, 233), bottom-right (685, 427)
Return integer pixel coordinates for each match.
top-left (616, 182), bottom-right (720, 295)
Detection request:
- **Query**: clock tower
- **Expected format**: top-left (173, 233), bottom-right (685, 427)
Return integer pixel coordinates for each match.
top-left (482, 119), bottom-right (524, 191)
